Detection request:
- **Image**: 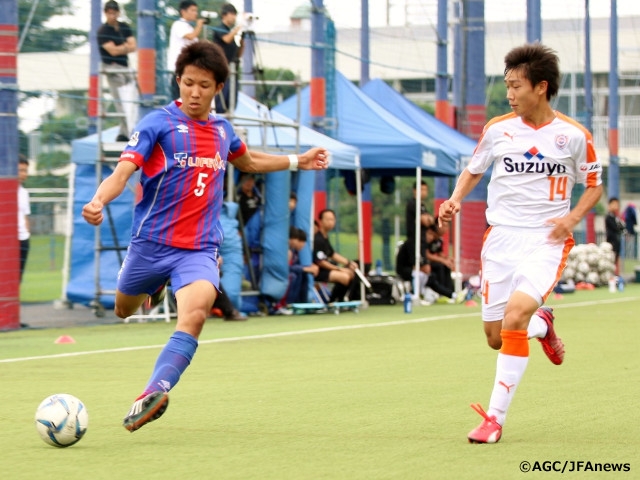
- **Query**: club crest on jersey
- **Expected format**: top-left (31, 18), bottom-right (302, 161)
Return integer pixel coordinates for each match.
top-left (555, 134), bottom-right (569, 150)
top-left (218, 126), bottom-right (226, 139)
top-left (128, 131), bottom-right (140, 146)
top-left (177, 124), bottom-right (189, 134)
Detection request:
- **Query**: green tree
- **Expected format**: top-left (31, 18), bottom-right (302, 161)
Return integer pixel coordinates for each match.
top-left (19, 0), bottom-right (88, 52)
top-left (254, 68), bottom-right (298, 108)
top-left (485, 79), bottom-right (510, 119)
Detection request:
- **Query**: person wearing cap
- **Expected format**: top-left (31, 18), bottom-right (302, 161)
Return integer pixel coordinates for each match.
top-left (97, 0), bottom-right (137, 142)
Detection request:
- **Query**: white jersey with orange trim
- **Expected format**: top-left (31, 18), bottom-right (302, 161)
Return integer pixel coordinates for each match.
top-left (467, 111), bottom-right (602, 228)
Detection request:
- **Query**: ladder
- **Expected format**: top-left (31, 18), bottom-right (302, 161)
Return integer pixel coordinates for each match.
top-left (91, 66), bottom-right (173, 323)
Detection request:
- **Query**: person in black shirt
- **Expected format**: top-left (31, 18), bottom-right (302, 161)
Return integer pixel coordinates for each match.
top-left (405, 180), bottom-right (434, 242)
top-left (97, 0), bottom-right (137, 141)
top-left (395, 226), bottom-right (464, 303)
top-left (605, 197), bottom-right (626, 273)
top-left (211, 3), bottom-right (245, 113)
top-left (424, 222), bottom-right (454, 292)
top-left (313, 209), bottom-right (357, 302)
top-left (237, 173), bottom-right (261, 225)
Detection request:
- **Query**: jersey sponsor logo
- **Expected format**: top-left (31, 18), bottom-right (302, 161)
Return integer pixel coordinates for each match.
top-left (555, 134), bottom-right (568, 150)
top-left (217, 126), bottom-right (226, 139)
top-left (523, 146), bottom-right (544, 161)
top-left (120, 152), bottom-right (135, 160)
top-left (177, 124), bottom-right (189, 134)
top-left (503, 156), bottom-right (567, 176)
top-left (579, 162), bottom-right (602, 172)
top-left (174, 151), bottom-right (226, 170)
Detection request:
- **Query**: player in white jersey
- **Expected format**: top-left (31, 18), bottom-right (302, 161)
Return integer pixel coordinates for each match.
top-left (438, 43), bottom-right (603, 444)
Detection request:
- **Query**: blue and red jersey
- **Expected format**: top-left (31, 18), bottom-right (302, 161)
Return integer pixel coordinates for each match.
top-left (119, 101), bottom-right (246, 250)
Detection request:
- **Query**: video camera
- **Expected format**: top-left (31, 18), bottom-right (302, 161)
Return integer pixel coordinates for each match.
top-left (201, 11), bottom-right (217, 25)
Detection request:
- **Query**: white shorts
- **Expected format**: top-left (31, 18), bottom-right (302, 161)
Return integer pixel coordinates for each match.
top-left (480, 225), bottom-right (574, 322)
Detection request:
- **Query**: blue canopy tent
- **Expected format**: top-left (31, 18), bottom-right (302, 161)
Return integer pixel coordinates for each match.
top-left (275, 71), bottom-right (466, 298)
top-left (275, 71), bottom-right (459, 177)
top-left (361, 78), bottom-right (476, 162)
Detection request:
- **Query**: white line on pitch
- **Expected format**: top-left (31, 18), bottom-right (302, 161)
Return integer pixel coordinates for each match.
top-left (1, 296), bottom-right (637, 364)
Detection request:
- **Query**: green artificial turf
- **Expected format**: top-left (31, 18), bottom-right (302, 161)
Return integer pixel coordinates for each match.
top-left (2, 287), bottom-right (639, 479)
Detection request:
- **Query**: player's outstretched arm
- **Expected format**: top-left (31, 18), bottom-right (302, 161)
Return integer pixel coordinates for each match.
top-left (234, 147), bottom-right (330, 173)
top-left (82, 161), bottom-right (137, 226)
top-left (438, 169), bottom-right (483, 227)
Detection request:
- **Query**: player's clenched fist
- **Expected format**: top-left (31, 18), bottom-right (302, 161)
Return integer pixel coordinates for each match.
top-left (82, 200), bottom-right (104, 226)
top-left (438, 200), bottom-right (460, 225)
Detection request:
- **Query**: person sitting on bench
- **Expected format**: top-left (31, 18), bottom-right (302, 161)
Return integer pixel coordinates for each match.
top-left (313, 209), bottom-right (357, 303)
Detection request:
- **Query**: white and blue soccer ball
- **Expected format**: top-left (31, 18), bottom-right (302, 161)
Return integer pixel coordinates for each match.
top-left (35, 394), bottom-right (89, 447)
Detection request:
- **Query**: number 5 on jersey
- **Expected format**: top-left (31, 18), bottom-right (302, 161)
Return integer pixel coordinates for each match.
top-left (194, 172), bottom-right (208, 197)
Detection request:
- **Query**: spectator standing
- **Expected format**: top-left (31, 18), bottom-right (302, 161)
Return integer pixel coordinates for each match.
top-left (167, 0), bottom-right (206, 101)
top-left (605, 197), bottom-right (626, 273)
top-left (18, 155), bottom-right (31, 282)
top-left (211, 2), bottom-right (245, 113)
top-left (97, 0), bottom-right (137, 141)
top-left (405, 180), bottom-right (434, 242)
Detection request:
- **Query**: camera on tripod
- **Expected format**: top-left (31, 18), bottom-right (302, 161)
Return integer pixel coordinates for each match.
top-left (200, 11), bottom-right (217, 25)
top-left (243, 12), bottom-right (259, 30)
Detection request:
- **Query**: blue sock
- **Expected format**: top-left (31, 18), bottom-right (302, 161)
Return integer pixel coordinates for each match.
top-left (140, 331), bottom-right (198, 398)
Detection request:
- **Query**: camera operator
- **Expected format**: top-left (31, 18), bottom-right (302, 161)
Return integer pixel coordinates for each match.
top-left (211, 2), bottom-right (245, 113)
top-left (167, 0), bottom-right (206, 101)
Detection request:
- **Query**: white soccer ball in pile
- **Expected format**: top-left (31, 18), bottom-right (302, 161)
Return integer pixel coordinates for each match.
top-left (561, 242), bottom-right (617, 286)
top-left (34, 394), bottom-right (89, 447)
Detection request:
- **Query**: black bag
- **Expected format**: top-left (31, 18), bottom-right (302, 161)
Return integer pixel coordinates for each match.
top-left (366, 274), bottom-right (404, 305)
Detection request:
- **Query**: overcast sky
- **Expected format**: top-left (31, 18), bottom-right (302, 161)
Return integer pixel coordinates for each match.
top-left (50, 0), bottom-right (640, 33)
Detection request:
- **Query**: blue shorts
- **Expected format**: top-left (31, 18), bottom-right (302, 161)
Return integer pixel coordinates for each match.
top-left (117, 237), bottom-right (220, 296)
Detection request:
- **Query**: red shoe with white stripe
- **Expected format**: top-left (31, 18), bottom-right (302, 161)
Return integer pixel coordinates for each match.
top-left (536, 307), bottom-right (565, 365)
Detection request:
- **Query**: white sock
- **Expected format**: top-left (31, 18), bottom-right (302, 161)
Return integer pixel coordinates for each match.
top-left (527, 313), bottom-right (548, 339)
top-left (487, 353), bottom-right (529, 425)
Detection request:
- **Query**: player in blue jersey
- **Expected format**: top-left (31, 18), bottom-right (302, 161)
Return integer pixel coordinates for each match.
top-left (82, 40), bottom-right (329, 432)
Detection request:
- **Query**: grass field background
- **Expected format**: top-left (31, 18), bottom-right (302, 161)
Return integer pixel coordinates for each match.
top-left (2, 287), bottom-right (639, 479)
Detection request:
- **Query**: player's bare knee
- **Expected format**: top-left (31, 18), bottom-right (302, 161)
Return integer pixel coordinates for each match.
top-left (487, 336), bottom-right (502, 350)
top-left (114, 305), bottom-right (134, 319)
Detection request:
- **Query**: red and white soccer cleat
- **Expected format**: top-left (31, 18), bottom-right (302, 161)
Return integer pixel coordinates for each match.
top-left (536, 307), bottom-right (565, 365)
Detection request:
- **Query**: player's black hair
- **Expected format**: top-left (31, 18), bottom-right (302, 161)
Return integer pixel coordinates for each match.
top-left (19, 153), bottom-right (28, 166)
top-left (504, 43), bottom-right (560, 100)
top-left (608, 197), bottom-right (620, 204)
top-left (175, 40), bottom-right (229, 85)
top-left (412, 180), bottom-right (427, 189)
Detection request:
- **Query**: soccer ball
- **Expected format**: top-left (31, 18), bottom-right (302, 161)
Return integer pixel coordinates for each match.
top-left (34, 394), bottom-right (89, 447)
